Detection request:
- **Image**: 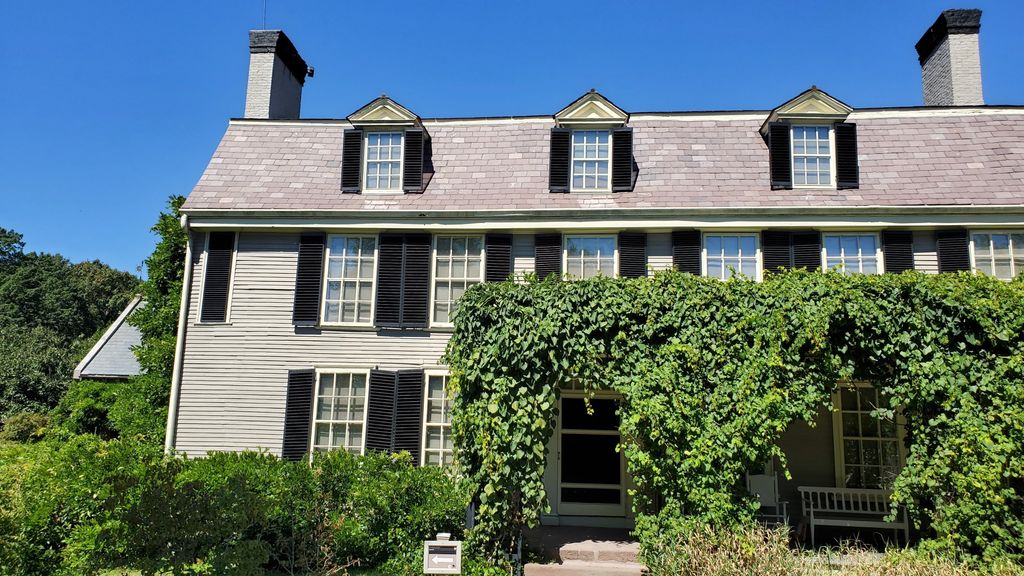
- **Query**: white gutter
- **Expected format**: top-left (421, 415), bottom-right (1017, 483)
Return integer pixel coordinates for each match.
top-left (164, 214), bottom-right (194, 455)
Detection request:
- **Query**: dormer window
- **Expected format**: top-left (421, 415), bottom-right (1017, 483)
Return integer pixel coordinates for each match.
top-left (571, 130), bottom-right (611, 191)
top-left (791, 125), bottom-right (833, 187)
top-left (365, 131), bottom-right (403, 191)
top-left (342, 96), bottom-right (426, 194)
top-left (550, 90), bottom-right (635, 194)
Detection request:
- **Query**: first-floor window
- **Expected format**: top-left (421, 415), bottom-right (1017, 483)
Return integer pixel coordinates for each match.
top-left (433, 236), bottom-right (484, 325)
top-left (422, 372), bottom-right (453, 466)
top-left (564, 235), bottom-right (616, 279)
top-left (704, 234), bottom-right (758, 279)
top-left (823, 234), bottom-right (880, 275)
top-left (311, 371), bottom-right (368, 454)
top-left (834, 384), bottom-right (901, 489)
top-left (972, 232), bottom-right (1024, 280)
top-left (323, 235), bottom-right (376, 325)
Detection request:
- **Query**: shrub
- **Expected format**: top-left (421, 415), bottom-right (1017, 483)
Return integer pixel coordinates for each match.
top-left (106, 372), bottom-right (169, 442)
top-left (0, 412), bottom-right (49, 442)
top-left (48, 380), bottom-right (120, 439)
top-left (641, 523), bottom-right (798, 576)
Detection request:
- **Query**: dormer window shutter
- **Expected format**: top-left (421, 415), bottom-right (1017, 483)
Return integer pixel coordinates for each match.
top-left (549, 128), bottom-right (571, 193)
top-left (403, 128), bottom-right (425, 193)
top-left (768, 122), bottom-right (792, 190)
top-left (611, 127), bottom-right (635, 192)
top-left (341, 128), bottom-right (363, 193)
top-left (292, 233), bottom-right (326, 325)
top-left (834, 122), bottom-right (859, 190)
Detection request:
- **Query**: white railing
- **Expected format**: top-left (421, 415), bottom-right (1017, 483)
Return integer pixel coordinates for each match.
top-left (798, 486), bottom-right (908, 548)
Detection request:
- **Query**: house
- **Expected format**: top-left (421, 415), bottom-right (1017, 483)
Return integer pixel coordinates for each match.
top-left (74, 295), bottom-right (144, 381)
top-left (165, 10), bottom-right (1024, 530)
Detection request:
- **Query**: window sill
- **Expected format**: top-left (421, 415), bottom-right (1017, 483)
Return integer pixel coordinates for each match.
top-left (194, 321), bottom-right (232, 327)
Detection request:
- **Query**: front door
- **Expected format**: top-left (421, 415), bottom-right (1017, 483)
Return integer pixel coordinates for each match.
top-left (557, 395), bottom-right (626, 517)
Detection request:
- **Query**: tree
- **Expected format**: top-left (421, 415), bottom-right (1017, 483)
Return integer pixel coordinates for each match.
top-left (0, 228), bottom-right (25, 275)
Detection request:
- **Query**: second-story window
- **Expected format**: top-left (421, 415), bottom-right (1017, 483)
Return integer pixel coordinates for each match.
top-left (823, 234), bottom-right (880, 274)
top-left (323, 235), bottom-right (377, 325)
top-left (565, 235), bottom-right (616, 279)
top-left (365, 132), bottom-right (403, 191)
top-left (792, 126), bottom-right (832, 187)
top-left (972, 232), bottom-right (1024, 280)
top-left (704, 234), bottom-right (758, 279)
top-left (432, 235), bottom-right (484, 325)
top-left (571, 130), bottom-right (610, 191)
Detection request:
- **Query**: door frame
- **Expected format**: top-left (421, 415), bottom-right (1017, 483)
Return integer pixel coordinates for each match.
top-left (556, 391), bottom-right (627, 517)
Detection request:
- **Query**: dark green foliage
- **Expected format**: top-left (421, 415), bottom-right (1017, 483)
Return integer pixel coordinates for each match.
top-left (0, 412), bottom-right (48, 442)
top-left (49, 380), bottom-right (120, 439)
top-left (106, 372), bottom-right (168, 442)
top-left (0, 323), bottom-right (78, 418)
top-left (444, 271), bottom-right (1024, 563)
top-left (0, 227), bottom-right (25, 275)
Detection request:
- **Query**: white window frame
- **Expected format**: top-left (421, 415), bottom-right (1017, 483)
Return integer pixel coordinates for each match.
top-left (969, 230), bottom-right (1024, 280)
top-left (320, 234), bottom-right (378, 327)
top-left (363, 130), bottom-right (405, 193)
top-left (569, 129), bottom-right (613, 193)
top-left (821, 232), bottom-right (884, 275)
top-left (701, 232), bottom-right (761, 281)
top-left (831, 382), bottom-right (905, 490)
top-left (421, 368), bottom-right (454, 467)
top-left (562, 234), bottom-right (618, 279)
top-left (309, 368), bottom-right (371, 458)
top-left (791, 124), bottom-right (836, 189)
top-left (195, 231), bottom-right (239, 325)
top-left (429, 234), bottom-right (486, 328)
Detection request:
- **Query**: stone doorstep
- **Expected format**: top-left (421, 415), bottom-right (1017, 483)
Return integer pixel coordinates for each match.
top-left (524, 560), bottom-right (646, 576)
top-left (559, 540), bottom-right (640, 563)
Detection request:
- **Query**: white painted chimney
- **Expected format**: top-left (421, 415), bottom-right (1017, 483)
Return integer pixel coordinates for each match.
top-left (244, 30), bottom-right (312, 119)
top-left (915, 9), bottom-right (983, 107)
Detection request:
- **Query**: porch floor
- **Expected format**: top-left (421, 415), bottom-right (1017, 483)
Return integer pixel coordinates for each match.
top-left (523, 526), bottom-right (643, 576)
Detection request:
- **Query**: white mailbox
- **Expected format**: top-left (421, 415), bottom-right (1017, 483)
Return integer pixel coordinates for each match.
top-left (423, 532), bottom-right (462, 575)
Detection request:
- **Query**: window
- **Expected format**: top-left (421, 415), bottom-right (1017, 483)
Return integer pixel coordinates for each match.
top-left (565, 236), bottom-right (616, 279)
top-left (311, 371), bottom-right (368, 455)
top-left (971, 232), bottom-right (1024, 280)
top-left (365, 132), bottom-right (403, 191)
top-left (571, 130), bottom-right (610, 191)
top-left (703, 234), bottom-right (758, 279)
top-left (792, 126), bottom-right (832, 187)
top-left (432, 236), bottom-right (484, 325)
top-left (823, 234), bottom-right (881, 275)
top-left (323, 235), bottom-right (377, 325)
top-left (422, 372), bottom-right (454, 466)
top-left (833, 384), bottom-right (902, 489)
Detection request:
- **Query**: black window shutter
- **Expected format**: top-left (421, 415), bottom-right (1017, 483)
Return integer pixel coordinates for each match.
top-left (881, 231), bottom-right (915, 274)
top-left (671, 230), bottom-right (702, 275)
top-left (365, 369), bottom-right (397, 453)
top-left (375, 234), bottom-right (405, 327)
top-left (611, 127), bottom-right (635, 192)
top-left (292, 233), bottom-right (326, 325)
top-left (834, 123), bottom-right (859, 190)
top-left (791, 230), bottom-right (822, 271)
top-left (403, 129), bottom-right (425, 193)
top-left (618, 232), bottom-right (647, 278)
top-left (394, 369), bottom-right (425, 465)
top-left (936, 229), bottom-right (971, 272)
top-left (768, 122), bottom-right (792, 190)
top-left (485, 234), bottom-right (513, 282)
top-left (199, 231), bottom-right (235, 323)
top-left (761, 231), bottom-right (793, 274)
top-left (401, 234), bottom-right (431, 328)
top-left (341, 128), bottom-right (363, 193)
top-left (281, 369), bottom-right (315, 461)
top-left (534, 233), bottom-right (563, 280)
top-left (549, 128), bottom-right (571, 193)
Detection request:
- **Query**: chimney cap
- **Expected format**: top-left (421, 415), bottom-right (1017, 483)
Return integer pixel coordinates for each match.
top-left (249, 30), bottom-right (310, 86)
top-left (915, 9), bottom-right (982, 65)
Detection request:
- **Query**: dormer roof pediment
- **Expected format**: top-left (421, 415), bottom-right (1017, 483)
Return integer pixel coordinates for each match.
top-left (760, 87), bottom-right (853, 135)
top-left (555, 90), bottom-right (628, 125)
top-left (347, 95), bottom-right (419, 126)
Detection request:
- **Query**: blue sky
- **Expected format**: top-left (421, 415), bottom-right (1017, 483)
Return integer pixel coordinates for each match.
top-left (2, 0), bottom-right (1021, 275)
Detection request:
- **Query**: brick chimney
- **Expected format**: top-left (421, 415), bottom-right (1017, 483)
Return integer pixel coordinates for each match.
top-left (244, 30), bottom-right (311, 119)
top-left (915, 9), bottom-right (983, 106)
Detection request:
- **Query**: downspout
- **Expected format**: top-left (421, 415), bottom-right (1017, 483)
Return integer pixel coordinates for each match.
top-left (164, 214), bottom-right (194, 454)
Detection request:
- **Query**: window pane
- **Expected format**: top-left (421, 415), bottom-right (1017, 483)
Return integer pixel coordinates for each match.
top-left (433, 236), bottom-right (484, 323)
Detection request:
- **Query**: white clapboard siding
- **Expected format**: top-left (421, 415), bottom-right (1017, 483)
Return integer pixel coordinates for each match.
top-left (647, 232), bottom-right (673, 275)
top-left (912, 230), bottom-right (939, 274)
top-left (176, 232), bottom-right (450, 457)
top-left (513, 233), bottom-right (535, 281)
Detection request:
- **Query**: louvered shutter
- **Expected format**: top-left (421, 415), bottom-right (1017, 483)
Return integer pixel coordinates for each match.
top-left (761, 231), bottom-right (793, 274)
top-left (394, 369), bottom-right (425, 464)
top-left (835, 123), bottom-right (859, 190)
top-left (199, 231), bottom-right (235, 323)
top-left (671, 230), bottom-right (702, 275)
top-left (403, 129), bottom-right (425, 193)
top-left (292, 233), bottom-right (326, 324)
top-left (618, 232), bottom-right (647, 278)
top-left (534, 233), bottom-right (563, 280)
top-left (791, 230), bottom-right (822, 271)
top-left (611, 127), bottom-right (635, 192)
top-left (881, 231), bottom-right (915, 274)
top-left (485, 234), bottom-right (513, 282)
top-left (281, 369), bottom-right (315, 461)
top-left (549, 128), bottom-right (571, 193)
top-left (936, 229), bottom-right (971, 272)
top-left (341, 129), bottom-right (363, 193)
top-left (401, 233), bottom-right (431, 328)
top-left (365, 369), bottom-right (397, 453)
top-left (768, 122), bottom-right (792, 190)
top-left (375, 234), bottom-right (404, 327)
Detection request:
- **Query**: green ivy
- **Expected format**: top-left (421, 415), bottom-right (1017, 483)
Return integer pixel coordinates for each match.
top-left (443, 270), bottom-right (1024, 564)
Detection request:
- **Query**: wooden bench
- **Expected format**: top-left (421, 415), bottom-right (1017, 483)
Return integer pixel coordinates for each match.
top-left (798, 486), bottom-right (908, 548)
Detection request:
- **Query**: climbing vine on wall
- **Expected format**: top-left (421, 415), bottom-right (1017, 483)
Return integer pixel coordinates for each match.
top-left (442, 270), bottom-right (1024, 563)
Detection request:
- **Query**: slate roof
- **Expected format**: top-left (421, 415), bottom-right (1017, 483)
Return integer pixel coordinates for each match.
top-left (74, 296), bottom-right (143, 381)
top-left (182, 109), bottom-right (1024, 213)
